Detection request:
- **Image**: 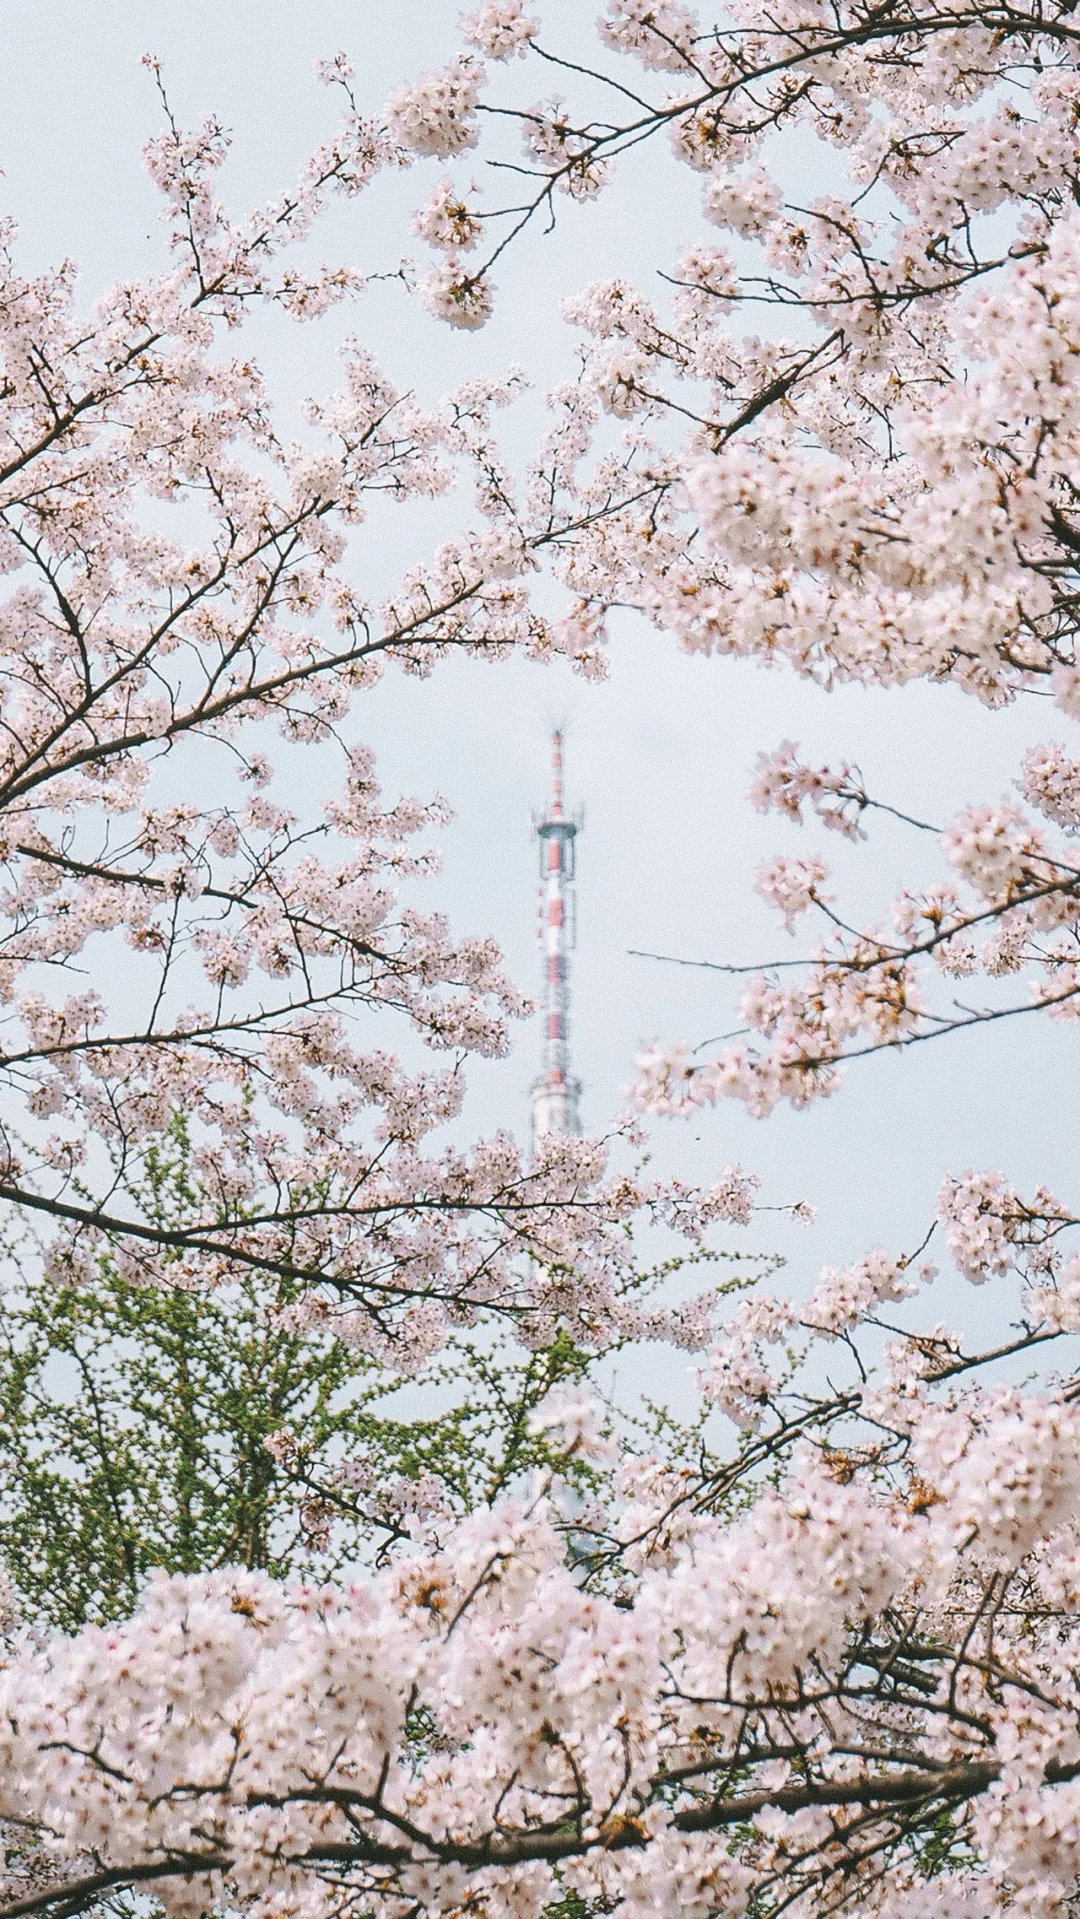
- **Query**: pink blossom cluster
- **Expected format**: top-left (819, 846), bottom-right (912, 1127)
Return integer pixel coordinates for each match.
top-left (598, 0), bottom-right (698, 73)
top-left (386, 58), bottom-right (482, 157)
top-left (755, 853), bottom-right (832, 931)
top-left (411, 179), bottom-right (482, 252)
top-left (749, 743), bottom-right (868, 838)
top-left (802, 1251), bottom-right (917, 1335)
top-left (633, 755), bottom-right (1080, 1119)
top-left (462, 3), bottom-right (538, 61)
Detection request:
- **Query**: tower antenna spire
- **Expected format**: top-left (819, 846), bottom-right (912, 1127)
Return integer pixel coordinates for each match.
top-left (531, 728), bottom-right (582, 1149)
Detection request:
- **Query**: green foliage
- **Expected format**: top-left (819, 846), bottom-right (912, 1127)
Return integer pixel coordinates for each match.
top-left (291, 1327), bottom-right (610, 1557)
top-left (0, 1258), bottom-right (370, 1630)
top-left (0, 1272), bottom-right (616, 1634)
top-left (0, 1118), bottom-right (772, 1632)
top-left (0, 1119), bottom-right (592, 1627)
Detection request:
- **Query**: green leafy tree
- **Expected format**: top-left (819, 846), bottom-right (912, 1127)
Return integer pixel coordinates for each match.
top-left (0, 1264), bottom-right (381, 1630)
top-left (0, 1121), bottom-right (757, 1629)
top-left (0, 1261), bottom-right (625, 1629)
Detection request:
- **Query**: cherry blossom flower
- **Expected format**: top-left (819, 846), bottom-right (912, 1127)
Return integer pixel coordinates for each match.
top-left (462, 2), bottom-right (539, 60)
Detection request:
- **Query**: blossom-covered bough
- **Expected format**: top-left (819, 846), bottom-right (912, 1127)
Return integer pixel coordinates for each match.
top-left (390, 0), bottom-right (1080, 1116)
top-left (0, 50), bottom-right (757, 1368)
top-left (10, 4), bottom-right (1080, 1918)
top-left (7, 1261), bottom-right (1080, 1919)
top-left (632, 736), bottom-right (1080, 1117)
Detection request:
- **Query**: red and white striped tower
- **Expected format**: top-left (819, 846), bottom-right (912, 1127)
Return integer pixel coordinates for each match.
top-left (531, 729), bottom-right (582, 1148)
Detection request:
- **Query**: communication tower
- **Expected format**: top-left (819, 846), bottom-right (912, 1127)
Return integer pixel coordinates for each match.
top-left (531, 730), bottom-right (583, 1148)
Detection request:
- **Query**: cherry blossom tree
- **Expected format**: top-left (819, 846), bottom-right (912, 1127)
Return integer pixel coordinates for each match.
top-left (10, 6), bottom-right (1080, 1919)
top-left (389, 0), bottom-right (1080, 1114)
top-left (0, 49), bottom-right (756, 1374)
top-left (6, 1265), bottom-right (1080, 1919)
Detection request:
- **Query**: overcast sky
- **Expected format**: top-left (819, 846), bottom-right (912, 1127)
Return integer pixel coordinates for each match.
top-left (5, 3), bottom-right (1076, 1391)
